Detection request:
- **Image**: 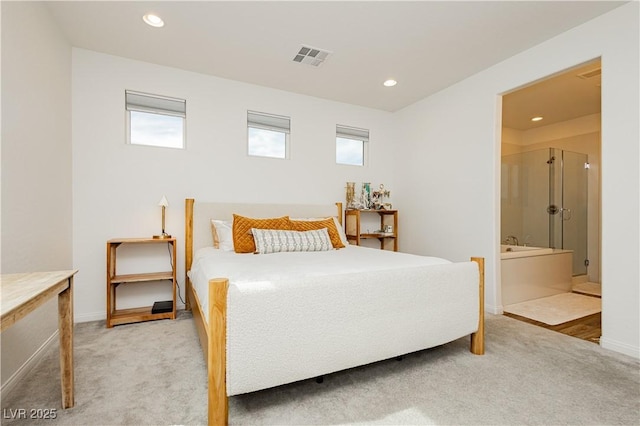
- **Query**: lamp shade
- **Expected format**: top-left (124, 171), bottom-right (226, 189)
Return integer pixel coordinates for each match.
top-left (158, 195), bottom-right (169, 207)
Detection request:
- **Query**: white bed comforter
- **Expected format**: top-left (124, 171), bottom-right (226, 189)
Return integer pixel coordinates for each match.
top-left (189, 245), bottom-right (479, 395)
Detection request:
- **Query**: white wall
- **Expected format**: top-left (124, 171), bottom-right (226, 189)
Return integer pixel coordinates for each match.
top-left (394, 3), bottom-right (639, 357)
top-left (72, 49), bottom-right (395, 321)
top-left (1, 1), bottom-right (72, 389)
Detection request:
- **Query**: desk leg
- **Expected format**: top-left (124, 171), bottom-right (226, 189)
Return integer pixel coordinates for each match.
top-left (58, 277), bottom-right (74, 409)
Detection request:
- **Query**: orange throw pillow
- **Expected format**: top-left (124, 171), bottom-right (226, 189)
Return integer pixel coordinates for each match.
top-left (290, 218), bottom-right (345, 249)
top-left (232, 214), bottom-right (291, 253)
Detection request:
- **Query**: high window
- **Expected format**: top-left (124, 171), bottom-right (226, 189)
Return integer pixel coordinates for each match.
top-left (336, 125), bottom-right (369, 166)
top-left (125, 90), bottom-right (186, 149)
top-left (247, 111), bottom-right (290, 159)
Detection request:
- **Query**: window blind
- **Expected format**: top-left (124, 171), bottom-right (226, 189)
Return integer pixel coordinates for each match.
top-left (336, 125), bottom-right (369, 142)
top-left (126, 90), bottom-right (186, 118)
top-left (248, 111), bottom-right (290, 134)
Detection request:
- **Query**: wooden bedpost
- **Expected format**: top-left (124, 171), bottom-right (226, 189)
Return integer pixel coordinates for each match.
top-left (335, 202), bottom-right (343, 226)
top-left (209, 278), bottom-right (229, 426)
top-left (185, 198), bottom-right (195, 311)
top-left (470, 257), bottom-right (485, 355)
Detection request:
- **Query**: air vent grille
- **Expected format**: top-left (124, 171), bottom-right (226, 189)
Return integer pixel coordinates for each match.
top-left (577, 68), bottom-right (602, 79)
top-left (293, 45), bottom-right (331, 67)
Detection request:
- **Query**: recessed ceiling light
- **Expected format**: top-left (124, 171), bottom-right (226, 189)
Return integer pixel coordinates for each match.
top-left (383, 79), bottom-right (397, 87)
top-left (531, 116), bottom-right (544, 122)
top-left (143, 14), bottom-right (164, 28)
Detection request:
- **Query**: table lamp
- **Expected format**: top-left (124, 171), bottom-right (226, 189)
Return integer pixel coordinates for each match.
top-left (153, 195), bottom-right (171, 239)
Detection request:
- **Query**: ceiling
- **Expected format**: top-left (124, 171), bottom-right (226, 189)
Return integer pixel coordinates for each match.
top-left (503, 59), bottom-right (602, 130)
top-left (46, 1), bottom-right (620, 119)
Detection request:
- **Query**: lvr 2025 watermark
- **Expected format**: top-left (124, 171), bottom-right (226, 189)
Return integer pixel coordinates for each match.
top-left (3, 408), bottom-right (57, 420)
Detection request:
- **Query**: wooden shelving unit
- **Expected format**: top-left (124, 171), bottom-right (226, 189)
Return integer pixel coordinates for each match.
top-left (345, 209), bottom-right (398, 251)
top-left (106, 237), bottom-right (176, 328)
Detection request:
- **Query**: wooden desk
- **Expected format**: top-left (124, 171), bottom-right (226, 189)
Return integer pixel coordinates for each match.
top-left (1, 270), bottom-right (78, 409)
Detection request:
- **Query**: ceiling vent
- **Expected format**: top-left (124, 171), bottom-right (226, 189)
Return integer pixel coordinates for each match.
top-left (293, 45), bottom-right (331, 67)
top-left (576, 68), bottom-right (602, 79)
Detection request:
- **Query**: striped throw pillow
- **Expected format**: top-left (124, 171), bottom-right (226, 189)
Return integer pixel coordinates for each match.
top-left (252, 228), bottom-right (333, 254)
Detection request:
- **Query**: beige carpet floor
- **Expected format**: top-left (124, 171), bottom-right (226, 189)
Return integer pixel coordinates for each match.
top-left (1, 311), bottom-right (638, 425)
top-left (503, 292), bottom-right (602, 325)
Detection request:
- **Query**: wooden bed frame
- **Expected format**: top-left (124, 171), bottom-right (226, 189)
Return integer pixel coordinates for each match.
top-left (184, 198), bottom-right (485, 425)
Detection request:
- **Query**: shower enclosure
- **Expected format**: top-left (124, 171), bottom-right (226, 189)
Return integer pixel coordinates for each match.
top-left (501, 148), bottom-right (588, 276)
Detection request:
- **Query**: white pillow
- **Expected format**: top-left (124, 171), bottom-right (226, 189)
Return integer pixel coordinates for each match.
top-left (291, 216), bottom-right (349, 246)
top-left (211, 219), bottom-right (234, 251)
top-left (252, 228), bottom-right (333, 254)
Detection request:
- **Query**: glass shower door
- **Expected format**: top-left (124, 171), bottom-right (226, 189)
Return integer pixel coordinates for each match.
top-left (561, 150), bottom-right (588, 276)
top-left (549, 148), bottom-right (588, 276)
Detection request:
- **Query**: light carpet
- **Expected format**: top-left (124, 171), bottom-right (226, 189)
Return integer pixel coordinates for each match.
top-left (503, 292), bottom-right (602, 325)
top-left (2, 311), bottom-right (638, 425)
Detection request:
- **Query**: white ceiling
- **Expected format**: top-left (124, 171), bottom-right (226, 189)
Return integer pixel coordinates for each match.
top-left (46, 1), bottom-right (620, 121)
top-left (503, 59), bottom-right (602, 130)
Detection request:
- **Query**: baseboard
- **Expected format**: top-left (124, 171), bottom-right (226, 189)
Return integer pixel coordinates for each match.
top-left (485, 303), bottom-right (503, 315)
top-left (0, 330), bottom-right (59, 399)
top-left (600, 336), bottom-right (640, 359)
top-left (74, 311), bottom-right (106, 323)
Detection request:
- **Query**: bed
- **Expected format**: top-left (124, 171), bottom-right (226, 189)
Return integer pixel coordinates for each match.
top-left (184, 198), bottom-right (485, 425)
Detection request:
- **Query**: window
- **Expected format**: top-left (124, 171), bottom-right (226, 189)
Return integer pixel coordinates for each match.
top-left (336, 125), bottom-right (369, 166)
top-left (247, 111), bottom-right (290, 159)
top-left (126, 90), bottom-right (186, 149)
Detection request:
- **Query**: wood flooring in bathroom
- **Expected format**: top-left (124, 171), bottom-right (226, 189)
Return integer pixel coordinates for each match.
top-left (504, 311), bottom-right (601, 344)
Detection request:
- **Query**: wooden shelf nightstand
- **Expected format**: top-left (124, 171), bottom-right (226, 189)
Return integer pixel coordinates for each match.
top-left (345, 209), bottom-right (398, 251)
top-left (106, 237), bottom-right (176, 328)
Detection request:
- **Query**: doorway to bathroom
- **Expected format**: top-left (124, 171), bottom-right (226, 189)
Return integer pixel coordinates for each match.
top-left (500, 59), bottom-right (602, 343)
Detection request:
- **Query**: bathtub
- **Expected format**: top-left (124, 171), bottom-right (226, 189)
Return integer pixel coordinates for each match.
top-left (501, 246), bottom-right (573, 306)
top-left (501, 244), bottom-right (554, 259)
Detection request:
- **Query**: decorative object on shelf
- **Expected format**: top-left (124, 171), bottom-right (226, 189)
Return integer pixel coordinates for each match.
top-left (346, 182), bottom-right (356, 209)
top-left (371, 191), bottom-right (381, 209)
top-left (372, 184), bottom-right (391, 209)
top-left (361, 182), bottom-right (371, 209)
top-left (153, 195), bottom-right (171, 239)
top-left (346, 182), bottom-right (389, 210)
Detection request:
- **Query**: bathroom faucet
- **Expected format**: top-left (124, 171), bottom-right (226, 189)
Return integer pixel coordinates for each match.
top-left (505, 235), bottom-right (519, 246)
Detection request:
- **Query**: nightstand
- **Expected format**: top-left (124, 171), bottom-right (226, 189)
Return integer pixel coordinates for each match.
top-left (345, 209), bottom-right (398, 251)
top-left (106, 237), bottom-right (176, 328)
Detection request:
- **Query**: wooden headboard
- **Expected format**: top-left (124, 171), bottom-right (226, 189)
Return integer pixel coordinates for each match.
top-left (184, 199), bottom-right (343, 275)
